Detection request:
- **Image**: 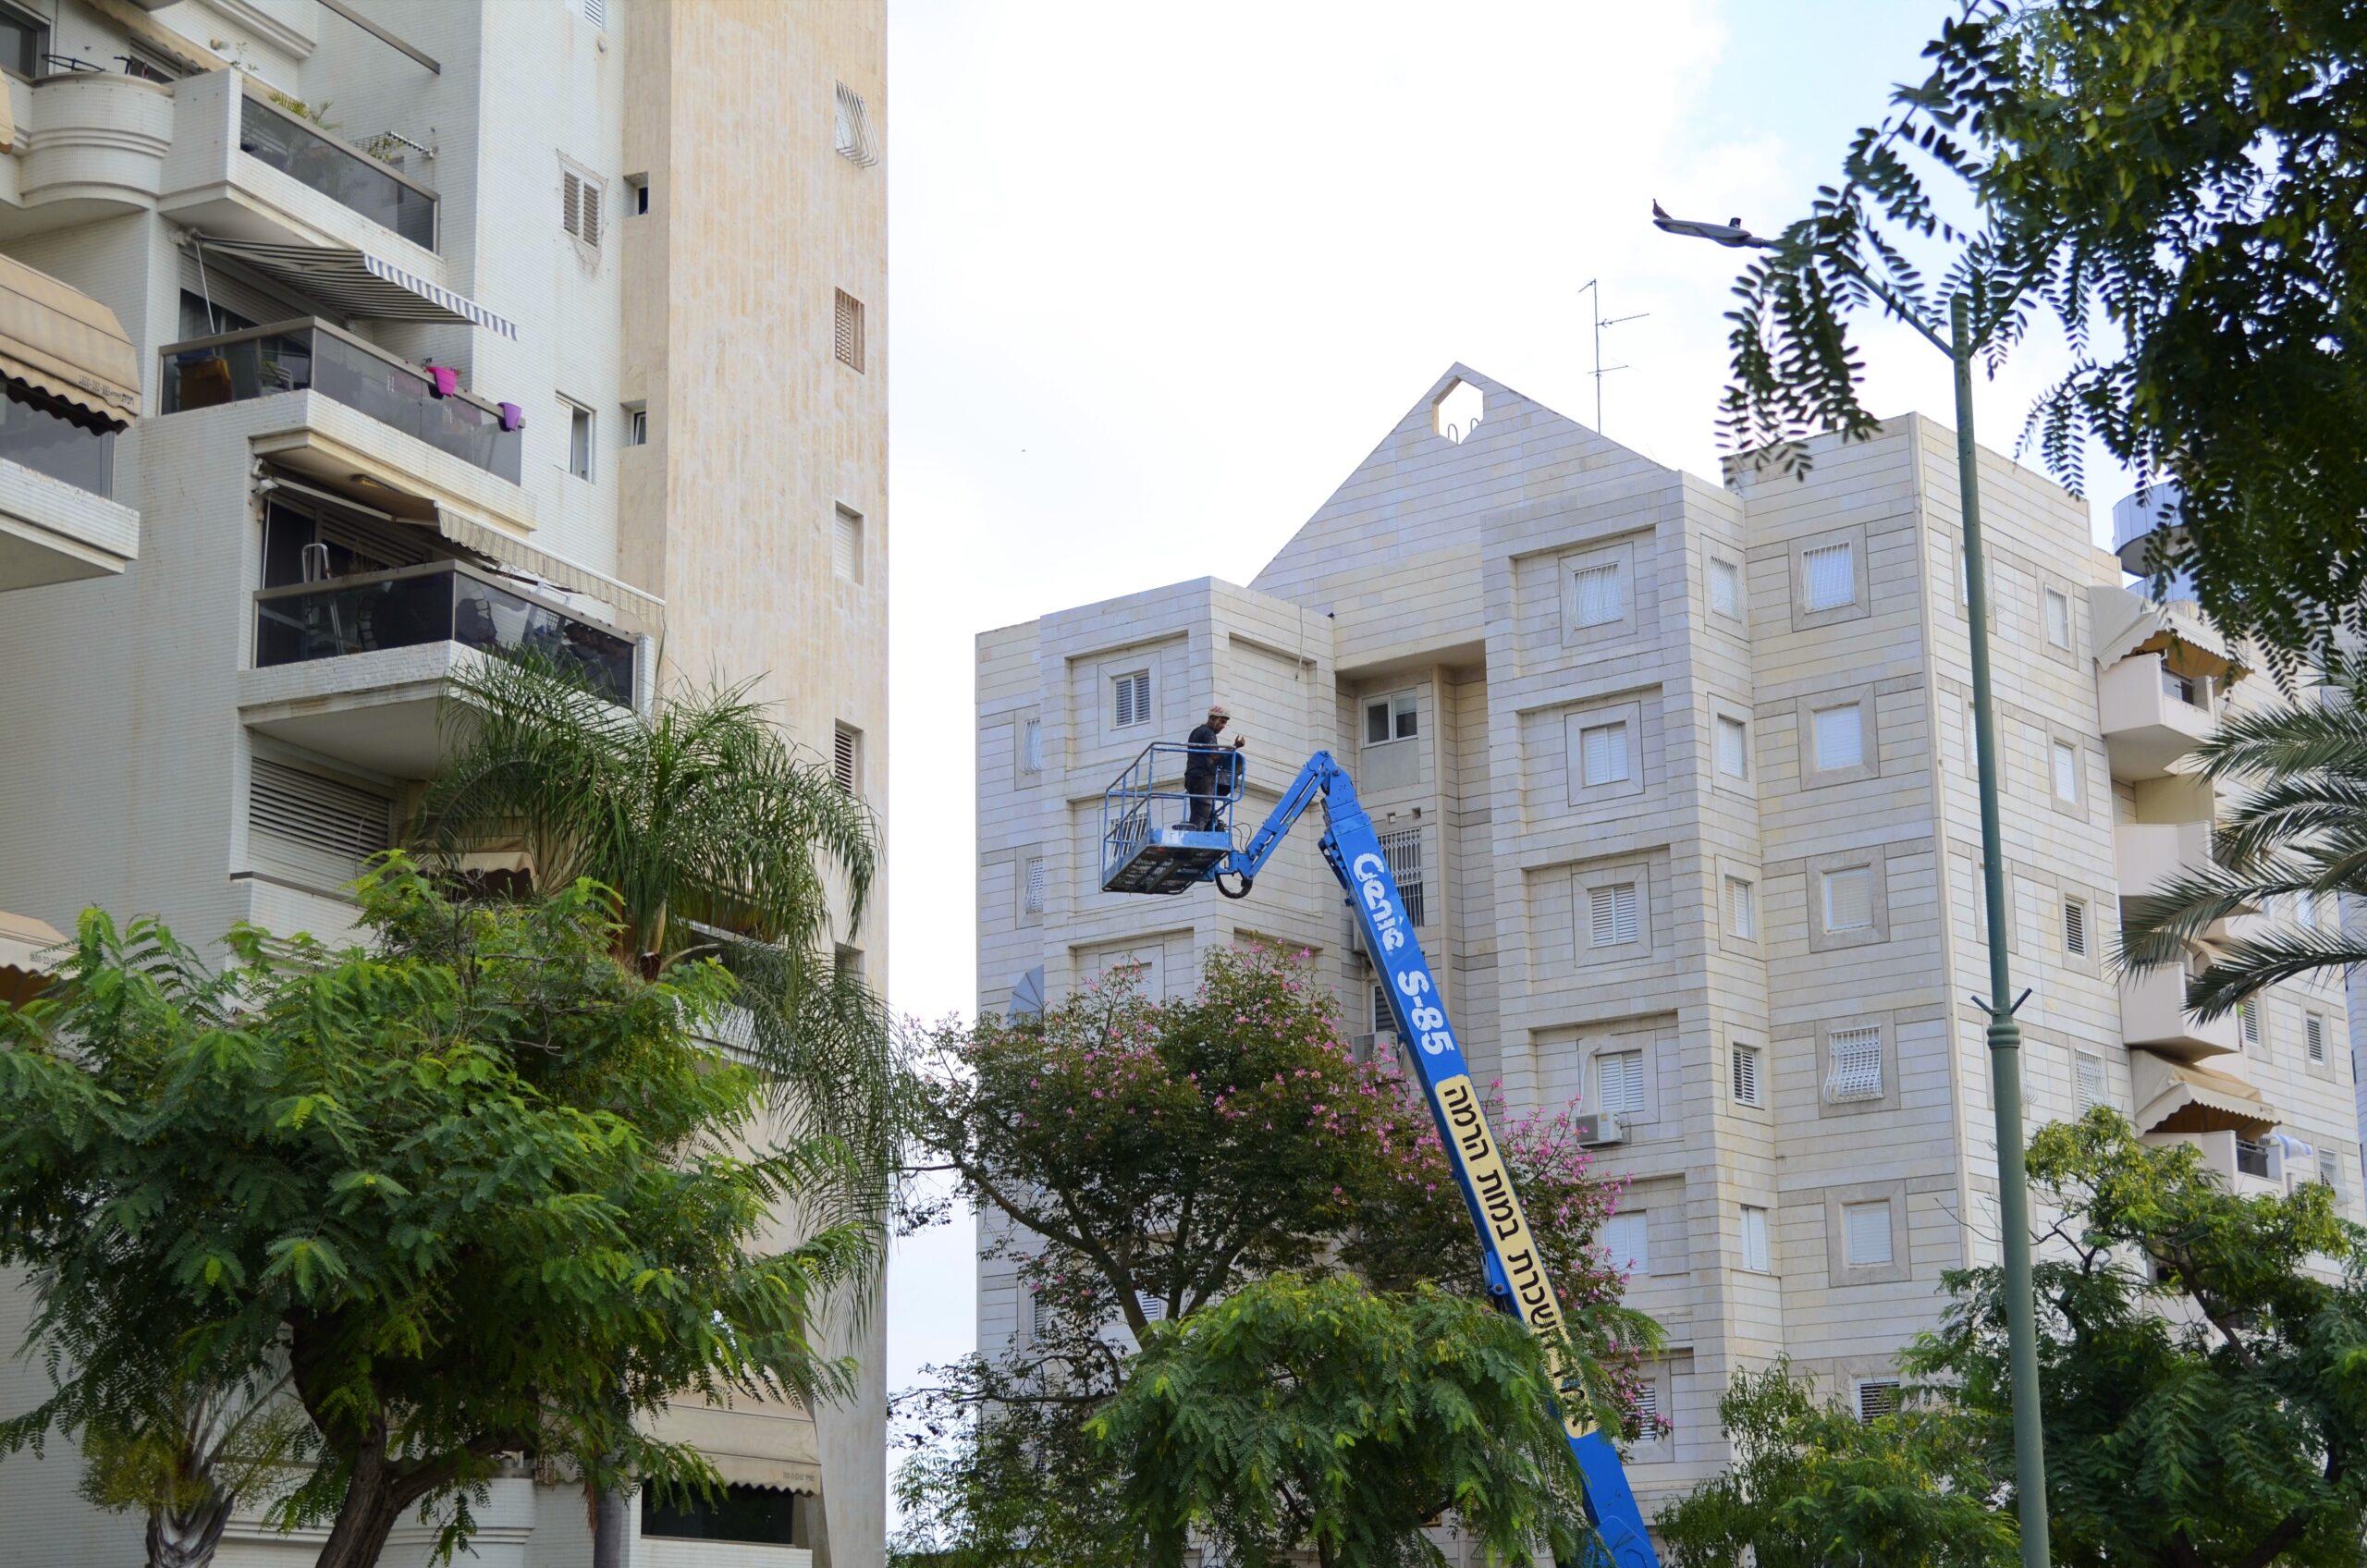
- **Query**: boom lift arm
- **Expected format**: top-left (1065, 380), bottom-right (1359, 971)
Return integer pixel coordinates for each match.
top-left (1099, 747), bottom-right (1661, 1567)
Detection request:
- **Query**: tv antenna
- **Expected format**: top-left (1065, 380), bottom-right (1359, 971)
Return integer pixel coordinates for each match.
top-left (1577, 278), bottom-right (1648, 434)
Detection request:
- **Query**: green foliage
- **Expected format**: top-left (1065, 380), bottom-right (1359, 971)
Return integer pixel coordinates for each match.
top-left (0, 862), bottom-right (872, 1566)
top-left (1089, 1275), bottom-right (1591, 1568)
top-left (892, 949), bottom-right (1655, 1565)
top-left (2116, 662), bottom-right (2367, 1015)
top-left (1909, 1110), bottom-right (2367, 1566)
top-left (1656, 1361), bottom-right (2016, 1568)
top-left (1717, 0), bottom-right (2367, 659)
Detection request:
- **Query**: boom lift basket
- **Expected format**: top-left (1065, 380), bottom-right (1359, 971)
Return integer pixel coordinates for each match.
top-left (1098, 742), bottom-right (1242, 895)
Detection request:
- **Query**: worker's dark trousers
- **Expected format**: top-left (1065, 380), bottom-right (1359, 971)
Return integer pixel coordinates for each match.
top-left (1184, 780), bottom-right (1217, 830)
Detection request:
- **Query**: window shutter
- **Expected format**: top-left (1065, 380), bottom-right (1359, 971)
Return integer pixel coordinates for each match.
top-left (1843, 1200), bottom-right (1893, 1267)
top-left (2309, 1013), bottom-right (2328, 1064)
top-left (1024, 857), bottom-right (1046, 915)
top-left (248, 760), bottom-right (393, 888)
top-left (1135, 1291), bottom-right (1167, 1323)
top-left (834, 726), bottom-right (860, 793)
top-left (1022, 718), bottom-right (1044, 774)
top-left (1741, 1205), bottom-right (1770, 1271)
top-left (1802, 542), bottom-right (1855, 610)
top-left (1112, 671), bottom-right (1149, 728)
top-left (2053, 741), bottom-right (2079, 802)
top-left (1716, 716), bottom-right (1748, 778)
top-left (2075, 1052), bottom-right (2104, 1112)
top-left (1821, 867), bottom-right (1874, 933)
top-left (562, 170), bottom-right (582, 237)
top-left (833, 81), bottom-right (880, 167)
top-left (1380, 827), bottom-right (1425, 926)
top-left (1596, 1050), bottom-right (1645, 1116)
top-left (581, 0), bottom-right (606, 29)
top-left (1731, 1042), bottom-right (1761, 1107)
top-left (1573, 562), bottom-right (1624, 627)
top-left (1580, 722), bottom-right (1629, 786)
top-left (1856, 1380), bottom-right (1900, 1422)
top-left (1827, 1027), bottom-right (1883, 1101)
top-left (1032, 1290), bottom-right (1053, 1339)
top-left (1812, 704), bottom-right (1864, 771)
top-left (1710, 557), bottom-right (1741, 618)
top-left (834, 505), bottom-right (863, 582)
top-left (2239, 998), bottom-right (2261, 1046)
top-left (1599, 1212), bottom-right (1648, 1274)
top-left (834, 289), bottom-right (865, 371)
top-left (1634, 1378), bottom-right (1659, 1423)
top-left (1590, 883), bottom-right (1638, 947)
top-left (1726, 876), bottom-right (1755, 939)
top-left (2045, 589), bottom-right (2071, 647)
top-left (1372, 983), bottom-right (1392, 1034)
top-left (2319, 1150), bottom-right (2342, 1196)
top-left (580, 182), bottom-right (601, 248)
top-left (2063, 898), bottom-right (2088, 956)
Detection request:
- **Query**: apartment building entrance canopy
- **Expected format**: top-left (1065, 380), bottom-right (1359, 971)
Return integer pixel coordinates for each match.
top-left (193, 237), bottom-right (519, 339)
top-left (0, 254), bottom-right (138, 431)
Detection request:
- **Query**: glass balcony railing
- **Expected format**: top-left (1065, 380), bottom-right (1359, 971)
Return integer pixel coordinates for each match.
top-left (160, 319), bottom-right (521, 484)
top-left (0, 386), bottom-right (113, 496)
top-left (254, 561), bottom-right (637, 706)
top-left (238, 92), bottom-right (435, 250)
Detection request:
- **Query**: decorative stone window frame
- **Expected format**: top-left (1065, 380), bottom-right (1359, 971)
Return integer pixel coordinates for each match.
top-left (1822, 1179), bottom-right (1912, 1286)
top-left (1559, 536), bottom-right (1641, 648)
top-left (1582, 1028), bottom-right (1662, 1129)
top-left (1816, 1011), bottom-right (1900, 1119)
top-left (2038, 569), bottom-right (2082, 666)
top-left (1789, 522), bottom-right (1871, 631)
top-left (2054, 879), bottom-right (2102, 974)
top-left (1795, 683), bottom-right (1882, 788)
top-left (1708, 696), bottom-right (1753, 796)
top-left (1803, 844), bottom-right (1892, 953)
top-left (1705, 545), bottom-right (1748, 631)
top-left (1564, 699), bottom-right (1648, 806)
top-left (1576, 858), bottom-right (1655, 962)
top-left (2045, 725), bottom-right (2092, 820)
top-left (1717, 854), bottom-right (1760, 957)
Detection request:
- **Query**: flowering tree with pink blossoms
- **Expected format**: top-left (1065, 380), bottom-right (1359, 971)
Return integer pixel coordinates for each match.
top-left (890, 946), bottom-right (1659, 1566)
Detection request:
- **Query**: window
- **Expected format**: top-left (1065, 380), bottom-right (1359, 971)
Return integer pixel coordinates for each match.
top-left (1731, 1042), bottom-right (1762, 1108)
top-left (1572, 562), bottom-right (1625, 627)
top-left (0, 2), bottom-right (45, 78)
top-left (834, 81), bottom-right (880, 166)
top-left (1709, 556), bottom-right (1742, 619)
top-left (1715, 716), bottom-right (1748, 779)
top-left (1365, 692), bottom-right (1417, 744)
top-left (1590, 883), bottom-right (1640, 948)
top-left (834, 504), bottom-right (865, 583)
top-left (624, 173), bottom-right (649, 214)
top-left (2319, 1150), bottom-right (2343, 1198)
top-left (1821, 867), bottom-right (1874, 934)
top-left (1579, 722), bottom-right (1630, 787)
top-left (1111, 670), bottom-right (1151, 729)
top-left (834, 289), bottom-right (865, 371)
top-left (121, 42), bottom-right (181, 82)
top-left (625, 404), bottom-right (648, 446)
top-left (2239, 998), bottom-right (2262, 1048)
top-left (1843, 1199), bottom-right (1893, 1267)
top-left (834, 943), bottom-right (864, 984)
top-left (1811, 703), bottom-right (1864, 771)
top-left (2052, 741), bottom-right (2080, 803)
top-left (833, 724), bottom-right (862, 794)
top-left (1725, 876), bottom-right (1756, 939)
top-left (560, 398), bottom-right (594, 479)
top-left (643, 1485), bottom-right (809, 1550)
top-left (1633, 1378), bottom-right (1659, 1423)
top-left (2075, 1051), bottom-right (2104, 1113)
top-left (2164, 668), bottom-right (2211, 710)
top-left (561, 165), bottom-right (603, 249)
top-left (1023, 856), bottom-right (1046, 916)
top-left (1372, 983), bottom-right (1393, 1035)
top-left (1021, 718), bottom-right (1044, 775)
top-left (1856, 1380), bottom-right (1900, 1423)
top-left (1802, 541), bottom-right (1856, 611)
top-left (2308, 1012), bottom-right (2328, 1065)
top-left (249, 760), bottom-right (393, 866)
top-left (1381, 827), bottom-right (1425, 926)
top-left (2044, 588), bottom-right (2071, 649)
top-left (2063, 897), bottom-right (2089, 958)
top-left (1598, 1211), bottom-right (1648, 1274)
top-left (1596, 1049), bottom-right (1646, 1116)
top-left (1740, 1205), bottom-right (1771, 1272)
top-left (1827, 1026), bottom-right (1883, 1102)
top-left (1032, 1289), bottom-right (1054, 1340)
top-left (1135, 1291), bottom-right (1168, 1323)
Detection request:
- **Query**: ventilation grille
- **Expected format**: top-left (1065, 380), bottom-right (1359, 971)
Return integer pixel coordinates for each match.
top-left (580, 0), bottom-right (606, 29)
top-left (833, 727), bottom-right (861, 794)
top-left (1856, 1380), bottom-right (1899, 1423)
top-left (834, 289), bottom-right (865, 371)
top-left (834, 81), bottom-right (880, 167)
top-left (2063, 898), bottom-right (2088, 957)
top-left (250, 760), bottom-right (392, 882)
top-left (1633, 1378), bottom-right (1658, 1423)
top-left (1134, 1291), bottom-right (1167, 1323)
top-left (2309, 1013), bottom-right (2328, 1064)
top-left (563, 168), bottom-right (602, 248)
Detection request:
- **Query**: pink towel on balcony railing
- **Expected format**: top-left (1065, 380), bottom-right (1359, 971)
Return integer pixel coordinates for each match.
top-left (424, 363), bottom-right (459, 398)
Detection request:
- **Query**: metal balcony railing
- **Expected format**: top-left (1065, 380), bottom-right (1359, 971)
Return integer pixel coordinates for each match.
top-left (161, 318), bottom-right (521, 483)
top-left (1099, 742), bottom-right (1244, 890)
top-left (254, 559), bottom-right (636, 705)
top-left (238, 91), bottom-right (435, 250)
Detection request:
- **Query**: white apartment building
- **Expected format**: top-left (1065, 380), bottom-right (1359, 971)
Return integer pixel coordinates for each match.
top-left (974, 365), bottom-right (2359, 1524)
top-left (0, 1), bottom-right (888, 1562)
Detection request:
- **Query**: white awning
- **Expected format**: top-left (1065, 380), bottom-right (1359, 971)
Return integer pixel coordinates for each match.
top-left (192, 237), bottom-right (517, 339)
top-left (2133, 1053), bottom-right (2279, 1138)
top-left (0, 910), bottom-right (65, 976)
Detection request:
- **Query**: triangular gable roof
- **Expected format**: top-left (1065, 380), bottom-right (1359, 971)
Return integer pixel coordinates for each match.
top-left (1251, 363), bottom-right (1662, 600)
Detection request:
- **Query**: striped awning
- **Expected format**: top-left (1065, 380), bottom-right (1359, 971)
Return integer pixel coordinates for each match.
top-left (193, 237), bottom-right (517, 339)
top-left (0, 255), bottom-right (140, 431)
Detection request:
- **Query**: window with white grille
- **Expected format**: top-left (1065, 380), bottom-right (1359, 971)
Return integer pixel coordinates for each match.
top-left (1827, 1026), bottom-right (1883, 1102)
top-left (1598, 1211), bottom-right (1648, 1274)
top-left (1812, 703), bottom-right (1864, 771)
top-left (1031, 1289), bottom-right (1053, 1340)
top-left (1709, 557), bottom-right (1741, 619)
top-left (1590, 882), bottom-right (1640, 948)
top-left (1821, 866), bottom-right (1874, 934)
top-left (1381, 827), bottom-right (1426, 926)
top-left (834, 288), bottom-right (865, 372)
top-left (2309, 1012), bottom-right (2328, 1065)
top-left (2053, 741), bottom-right (2080, 802)
top-left (1802, 541), bottom-right (1856, 611)
top-left (1731, 1042), bottom-right (1761, 1107)
top-left (1716, 715), bottom-right (1748, 779)
top-left (1740, 1205), bottom-right (1770, 1272)
top-left (1023, 857), bottom-right (1046, 916)
top-left (1111, 670), bottom-right (1151, 729)
top-left (2063, 897), bottom-right (2088, 957)
top-left (1021, 718), bottom-right (1044, 774)
top-left (833, 724), bottom-right (862, 794)
top-left (1634, 1378), bottom-right (1659, 1423)
top-left (1596, 1049), bottom-right (1646, 1116)
top-left (2075, 1051), bottom-right (2104, 1112)
top-left (1572, 562), bottom-right (1625, 627)
top-left (1843, 1199), bottom-right (1893, 1267)
top-left (834, 81), bottom-right (880, 167)
top-left (834, 505), bottom-right (864, 583)
top-left (579, 0), bottom-right (607, 29)
top-left (1856, 1379), bottom-right (1900, 1423)
top-left (1580, 722), bottom-right (1630, 787)
top-left (2239, 998), bottom-right (2261, 1047)
top-left (2044, 588), bottom-right (2071, 648)
top-left (1372, 983), bottom-right (1393, 1035)
top-left (1365, 692), bottom-right (1417, 744)
top-left (249, 760), bottom-right (392, 875)
top-left (1725, 876), bottom-right (1756, 939)
top-left (561, 165), bottom-right (603, 249)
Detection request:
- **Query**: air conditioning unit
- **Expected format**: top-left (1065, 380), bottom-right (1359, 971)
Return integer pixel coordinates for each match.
top-left (1573, 1111), bottom-right (1625, 1147)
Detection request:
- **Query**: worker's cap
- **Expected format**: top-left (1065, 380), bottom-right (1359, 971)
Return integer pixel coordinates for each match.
top-left (1208, 704), bottom-right (1231, 720)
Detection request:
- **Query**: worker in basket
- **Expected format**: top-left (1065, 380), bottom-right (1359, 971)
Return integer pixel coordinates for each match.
top-left (1183, 703), bottom-right (1245, 832)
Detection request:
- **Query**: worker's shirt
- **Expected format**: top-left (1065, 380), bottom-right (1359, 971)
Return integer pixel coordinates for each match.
top-left (1184, 724), bottom-right (1223, 783)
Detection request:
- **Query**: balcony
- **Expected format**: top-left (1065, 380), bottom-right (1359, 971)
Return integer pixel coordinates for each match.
top-left (2099, 652), bottom-right (2216, 781)
top-left (240, 562), bottom-right (638, 778)
top-left (2116, 820), bottom-right (2214, 903)
top-left (2119, 961), bottom-right (2241, 1060)
top-left (234, 90), bottom-right (435, 251)
top-left (161, 320), bottom-right (521, 484)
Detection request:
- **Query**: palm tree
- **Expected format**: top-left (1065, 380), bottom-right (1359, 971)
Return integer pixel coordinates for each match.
top-left (410, 657), bottom-right (896, 1565)
top-left (2116, 662), bottom-right (2367, 1016)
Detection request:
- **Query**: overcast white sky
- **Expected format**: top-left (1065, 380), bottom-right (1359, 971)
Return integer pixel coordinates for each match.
top-left (876, 0), bottom-right (2136, 1491)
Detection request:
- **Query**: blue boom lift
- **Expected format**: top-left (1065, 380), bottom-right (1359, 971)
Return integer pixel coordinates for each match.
top-left (1100, 743), bottom-right (1661, 1567)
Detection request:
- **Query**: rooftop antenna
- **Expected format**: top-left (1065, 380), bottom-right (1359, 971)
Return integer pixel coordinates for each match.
top-left (1577, 278), bottom-right (1649, 434)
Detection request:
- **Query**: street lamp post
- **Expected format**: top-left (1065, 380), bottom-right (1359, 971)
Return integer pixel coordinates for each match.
top-left (1655, 207), bottom-right (2052, 1568)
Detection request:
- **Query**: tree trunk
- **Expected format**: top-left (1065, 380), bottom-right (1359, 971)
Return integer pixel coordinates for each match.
top-left (147, 1491), bottom-right (234, 1568)
top-left (592, 1484), bottom-right (632, 1568)
top-left (310, 1425), bottom-right (452, 1568)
